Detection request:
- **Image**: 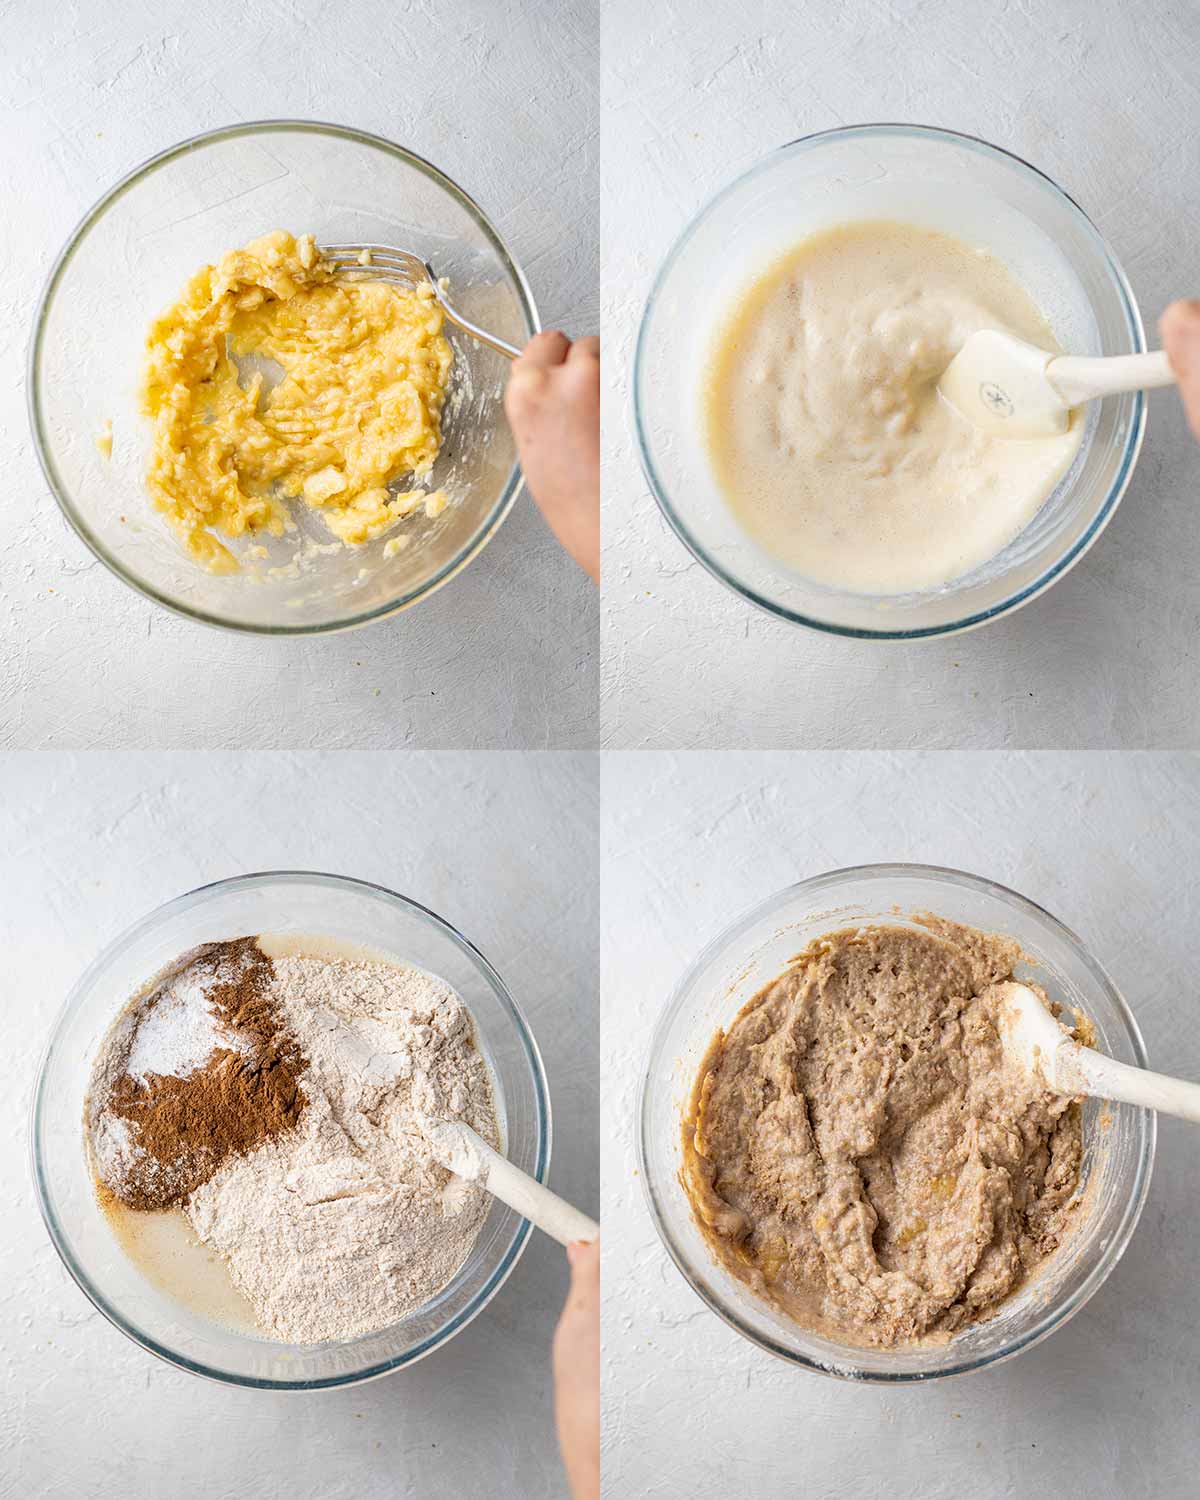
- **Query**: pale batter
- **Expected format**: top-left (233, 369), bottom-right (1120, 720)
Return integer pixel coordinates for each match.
top-left (681, 919), bottom-right (1084, 1348)
top-left (704, 221), bottom-right (1084, 593)
top-left (141, 231), bottom-right (452, 571)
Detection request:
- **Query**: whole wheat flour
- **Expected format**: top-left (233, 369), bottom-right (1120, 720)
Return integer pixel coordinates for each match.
top-left (87, 941), bottom-right (498, 1344)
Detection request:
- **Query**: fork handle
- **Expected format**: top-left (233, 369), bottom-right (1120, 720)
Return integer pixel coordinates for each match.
top-left (438, 302), bottom-right (522, 361)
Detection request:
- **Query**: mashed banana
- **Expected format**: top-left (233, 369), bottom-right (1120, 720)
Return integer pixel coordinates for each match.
top-left (141, 231), bottom-right (453, 571)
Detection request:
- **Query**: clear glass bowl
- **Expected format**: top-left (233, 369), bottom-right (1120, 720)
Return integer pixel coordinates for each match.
top-left (633, 125), bottom-right (1147, 638)
top-left (32, 871), bottom-right (551, 1389)
top-left (639, 864), bottom-right (1154, 1381)
top-left (29, 121), bottom-right (537, 634)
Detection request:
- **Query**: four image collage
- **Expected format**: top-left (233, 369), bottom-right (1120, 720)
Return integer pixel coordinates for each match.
top-left (5, 1), bottom-right (1200, 1498)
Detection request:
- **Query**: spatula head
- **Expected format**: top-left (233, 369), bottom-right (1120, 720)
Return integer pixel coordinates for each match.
top-left (995, 980), bottom-right (1071, 1086)
top-left (938, 329), bottom-right (1071, 438)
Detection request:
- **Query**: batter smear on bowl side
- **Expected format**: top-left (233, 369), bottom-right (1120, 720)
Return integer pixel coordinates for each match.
top-left (703, 221), bottom-right (1085, 594)
top-left (141, 231), bottom-right (452, 571)
top-left (681, 918), bottom-right (1085, 1348)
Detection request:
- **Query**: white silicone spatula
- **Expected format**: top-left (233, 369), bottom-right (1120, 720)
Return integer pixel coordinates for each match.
top-left (425, 1118), bottom-right (599, 1247)
top-left (997, 980), bottom-right (1200, 1123)
top-left (938, 330), bottom-right (1176, 438)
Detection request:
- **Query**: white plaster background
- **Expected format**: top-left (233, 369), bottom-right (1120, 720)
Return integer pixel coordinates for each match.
top-left (0, 751), bottom-right (598, 1500)
top-left (1, 0), bottom-right (598, 750)
top-left (601, 0), bottom-right (1200, 749)
top-left (602, 751), bottom-right (1200, 1498)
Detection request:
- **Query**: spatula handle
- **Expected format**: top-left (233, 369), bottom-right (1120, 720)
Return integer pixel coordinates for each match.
top-left (1047, 350), bottom-right (1175, 404)
top-left (1068, 1043), bottom-right (1200, 1124)
top-left (479, 1141), bottom-right (600, 1246)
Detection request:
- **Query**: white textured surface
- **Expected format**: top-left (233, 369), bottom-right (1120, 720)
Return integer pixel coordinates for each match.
top-left (601, 0), bottom-right (1200, 749)
top-left (1, 751), bottom-right (598, 1500)
top-left (1, 0), bottom-right (597, 750)
top-left (602, 752), bottom-right (1200, 1498)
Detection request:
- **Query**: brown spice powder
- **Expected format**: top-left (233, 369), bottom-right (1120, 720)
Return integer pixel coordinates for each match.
top-left (105, 938), bottom-right (307, 1211)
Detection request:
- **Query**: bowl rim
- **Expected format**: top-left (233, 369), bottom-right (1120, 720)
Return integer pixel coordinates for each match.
top-left (30, 868), bottom-right (552, 1391)
top-left (632, 122), bottom-right (1148, 641)
top-left (27, 118), bottom-right (540, 637)
top-left (637, 860), bottom-right (1157, 1382)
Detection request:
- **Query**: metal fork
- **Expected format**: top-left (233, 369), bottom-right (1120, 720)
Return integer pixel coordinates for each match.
top-left (320, 244), bottom-right (521, 360)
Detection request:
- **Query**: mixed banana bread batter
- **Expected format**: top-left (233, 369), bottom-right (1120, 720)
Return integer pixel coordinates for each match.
top-left (141, 231), bottom-right (452, 571)
top-left (682, 918), bottom-right (1085, 1348)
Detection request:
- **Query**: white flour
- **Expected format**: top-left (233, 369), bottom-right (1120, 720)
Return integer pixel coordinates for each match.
top-left (184, 952), bottom-right (499, 1344)
top-left (124, 950), bottom-right (251, 1084)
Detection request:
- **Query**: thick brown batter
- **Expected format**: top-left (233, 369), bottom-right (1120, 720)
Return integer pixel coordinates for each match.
top-left (681, 919), bottom-right (1083, 1347)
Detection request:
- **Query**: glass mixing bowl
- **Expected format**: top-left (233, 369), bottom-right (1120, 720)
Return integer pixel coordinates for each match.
top-left (639, 864), bottom-right (1155, 1381)
top-left (29, 121), bottom-right (537, 633)
top-left (634, 125), bottom-right (1147, 638)
top-left (32, 871), bottom-right (551, 1389)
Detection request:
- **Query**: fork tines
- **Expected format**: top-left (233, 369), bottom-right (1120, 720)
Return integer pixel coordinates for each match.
top-left (318, 244), bottom-right (427, 285)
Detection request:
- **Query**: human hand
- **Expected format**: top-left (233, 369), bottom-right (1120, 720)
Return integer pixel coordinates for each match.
top-left (553, 1238), bottom-right (600, 1500)
top-left (1161, 299), bottom-right (1200, 441)
top-left (504, 332), bottom-right (600, 583)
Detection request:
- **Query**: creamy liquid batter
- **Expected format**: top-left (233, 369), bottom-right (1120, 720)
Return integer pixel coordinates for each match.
top-left (704, 221), bottom-right (1084, 594)
top-left (100, 1196), bottom-right (260, 1335)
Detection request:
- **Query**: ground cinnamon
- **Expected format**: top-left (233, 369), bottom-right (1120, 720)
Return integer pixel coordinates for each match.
top-left (105, 938), bottom-right (307, 1210)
